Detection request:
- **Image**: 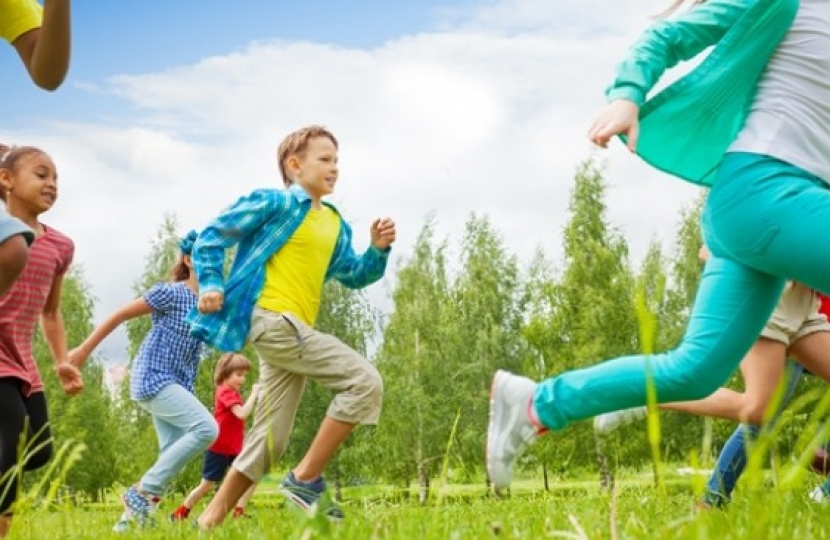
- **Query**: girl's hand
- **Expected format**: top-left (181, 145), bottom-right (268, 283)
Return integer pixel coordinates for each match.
top-left (198, 292), bottom-right (224, 314)
top-left (587, 99), bottom-right (641, 152)
top-left (57, 362), bottom-right (84, 395)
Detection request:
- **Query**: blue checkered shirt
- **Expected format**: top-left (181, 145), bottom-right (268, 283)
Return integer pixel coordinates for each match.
top-left (130, 282), bottom-right (204, 401)
top-left (188, 184), bottom-right (390, 352)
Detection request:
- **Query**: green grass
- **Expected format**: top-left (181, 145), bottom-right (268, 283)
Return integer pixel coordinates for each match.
top-left (8, 470), bottom-right (830, 539)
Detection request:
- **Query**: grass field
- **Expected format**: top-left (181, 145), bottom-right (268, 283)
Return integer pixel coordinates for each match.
top-left (7, 469), bottom-right (830, 539)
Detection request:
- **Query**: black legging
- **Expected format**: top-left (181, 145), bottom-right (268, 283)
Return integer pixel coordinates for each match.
top-left (0, 378), bottom-right (53, 515)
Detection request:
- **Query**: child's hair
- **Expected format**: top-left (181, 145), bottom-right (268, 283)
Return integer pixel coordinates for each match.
top-left (214, 353), bottom-right (252, 385)
top-left (276, 125), bottom-right (338, 187)
top-left (656, 0), bottom-right (705, 18)
top-left (171, 229), bottom-right (198, 282)
top-left (0, 144), bottom-right (46, 202)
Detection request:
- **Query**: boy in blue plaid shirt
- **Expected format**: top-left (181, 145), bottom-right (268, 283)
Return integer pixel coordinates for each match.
top-left (192, 125), bottom-right (396, 528)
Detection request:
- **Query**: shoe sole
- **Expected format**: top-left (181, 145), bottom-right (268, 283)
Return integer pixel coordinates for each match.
top-left (486, 370), bottom-right (508, 489)
top-left (279, 486), bottom-right (344, 523)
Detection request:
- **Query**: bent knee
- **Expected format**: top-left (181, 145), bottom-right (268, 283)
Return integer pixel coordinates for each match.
top-left (195, 418), bottom-right (219, 445)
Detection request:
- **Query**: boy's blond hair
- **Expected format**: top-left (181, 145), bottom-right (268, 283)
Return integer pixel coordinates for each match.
top-left (214, 353), bottom-right (252, 385)
top-left (277, 125), bottom-right (338, 187)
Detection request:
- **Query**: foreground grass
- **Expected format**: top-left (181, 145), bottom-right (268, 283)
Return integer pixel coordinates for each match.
top-left (8, 472), bottom-right (830, 539)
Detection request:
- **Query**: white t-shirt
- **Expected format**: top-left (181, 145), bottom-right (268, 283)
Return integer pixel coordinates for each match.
top-left (729, 0), bottom-right (830, 183)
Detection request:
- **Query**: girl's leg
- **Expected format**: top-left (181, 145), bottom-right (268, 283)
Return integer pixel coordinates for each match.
top-left (137, 385), bottom-right (218, 497)
top-left (0, 379), bottom-right (27, 538)
top-left (538, 257), bottom-right (784, 429)
top-left (487, 258), bottom-right (784, 487)
top-left (20, 392), bottom-right (53, 472)
top-left (663, 338), bottom-right (788, 424)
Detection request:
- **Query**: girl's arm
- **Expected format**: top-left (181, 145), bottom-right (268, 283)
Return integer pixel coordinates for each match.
top-left (230, 384), bottom-right (260, 420)
top-left (12, 0), bottom-right (71, 91)
top-left (41, 271), bottom-right (83, 394)
top-left (607, 0), bottom-right (750, 105)
top-left (69, 298), bottom-right (152, 369)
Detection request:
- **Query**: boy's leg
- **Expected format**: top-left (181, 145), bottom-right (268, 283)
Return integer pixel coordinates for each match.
top-left (199, 311), bottom-right (306, 528)
top-left (703, 362), bottom-right (803, 506)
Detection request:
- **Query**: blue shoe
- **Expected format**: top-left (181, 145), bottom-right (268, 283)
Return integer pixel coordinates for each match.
top-left (120, 486), bottom-right (158, 528)
top-left (279, 471), bottom-right (344, 521)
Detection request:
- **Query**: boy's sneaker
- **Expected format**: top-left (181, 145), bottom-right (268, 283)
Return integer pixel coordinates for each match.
top-left (810, 486), bottom-right (830, 503)
top-left (170, 504), bottom-right (191, 521)
top-left (280, 471), bottom-right (344, 522)
top-left (486, 370), bottom-right (547, 489)
top-left (118, 486), bottom-right (159, 529)
top-left (593, 406), bottom-right (648, 436)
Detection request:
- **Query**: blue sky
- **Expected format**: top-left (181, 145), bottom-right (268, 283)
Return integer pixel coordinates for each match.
top-left (2, 0), bottom-right (475, 127)
top-left (2, 1), bottom-right (699, 366)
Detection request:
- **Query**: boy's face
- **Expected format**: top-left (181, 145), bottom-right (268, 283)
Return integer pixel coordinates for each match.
top-left (226, 369), bottom-right (247, 391)
top-left (291, 136), bottom-right (338, 199)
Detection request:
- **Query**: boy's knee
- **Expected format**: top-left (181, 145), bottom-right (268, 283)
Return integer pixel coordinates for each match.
top-left (359, 366), bottom-right (383, 403)
top-left (739, 404), bottom-right (769, 425)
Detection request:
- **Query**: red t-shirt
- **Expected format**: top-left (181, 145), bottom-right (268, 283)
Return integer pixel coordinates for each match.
top-left (209, 384), bottom-right (245, 455)
top-left (0, 225), bottom-right (73, 395)
top-left (820, 293), bottom-right (830, 319)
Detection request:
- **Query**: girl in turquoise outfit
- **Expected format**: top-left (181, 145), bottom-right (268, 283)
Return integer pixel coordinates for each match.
top-left (486, 0), bottom-right (830, 489)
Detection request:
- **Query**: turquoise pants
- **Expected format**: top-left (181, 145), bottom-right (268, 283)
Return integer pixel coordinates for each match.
top-left (535, 152), bottom-right (830, 430)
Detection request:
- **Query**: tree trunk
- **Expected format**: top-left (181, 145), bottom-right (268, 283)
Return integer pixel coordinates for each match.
top-left (595, 438), bottom-right (614, 492)
top-left (417, 461), bottom-right (430, 505)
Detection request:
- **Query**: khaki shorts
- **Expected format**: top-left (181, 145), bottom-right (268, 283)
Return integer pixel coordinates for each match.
top-left (233, 307), bottom-right (383, 482)
top-left (761, 283), bottom-right (830, 346)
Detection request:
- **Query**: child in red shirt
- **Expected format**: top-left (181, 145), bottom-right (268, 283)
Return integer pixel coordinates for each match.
top-left (171, 353), bottom-right (259, 520)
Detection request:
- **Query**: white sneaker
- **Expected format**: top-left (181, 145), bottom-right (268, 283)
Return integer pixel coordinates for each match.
top-left (810, 486), bottom-right (829, 503)
top-left (486, 370), bottom-right (545, 489)
top-left (112, 512), bottom-right (131, 533)
top-left (593, 406), bottom-right (648, 436)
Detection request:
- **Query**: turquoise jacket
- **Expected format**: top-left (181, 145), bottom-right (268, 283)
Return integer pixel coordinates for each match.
top-left (606, 0), bottom-right (800, 186)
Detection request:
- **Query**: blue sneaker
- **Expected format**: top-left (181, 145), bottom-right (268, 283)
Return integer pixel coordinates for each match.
top-left (119, 486), bottom-right (159, 529)
top-left (279, 471), bottom-right (344, 521)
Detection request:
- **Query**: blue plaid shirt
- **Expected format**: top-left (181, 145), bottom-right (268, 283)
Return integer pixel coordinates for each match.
top-left (130, 282), bottom-right (204, 401)
top-left (188, 184), bottom-right (390, 352)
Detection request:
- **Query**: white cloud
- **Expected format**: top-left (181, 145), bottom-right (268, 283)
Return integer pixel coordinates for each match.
top-left (5, 0), bottom-right (703, 362)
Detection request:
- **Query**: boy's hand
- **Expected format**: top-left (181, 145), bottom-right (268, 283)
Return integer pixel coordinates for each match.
top-left (68, 346), bottom-right (88, 368)
top-left (56, 362), bottom-right (84, 395)
top-left (199, 292), bottom-right (224, 314)
top-left (370, 218), bottom-right (396, 250)
top-left (251, 383), bottom-right (261, 396)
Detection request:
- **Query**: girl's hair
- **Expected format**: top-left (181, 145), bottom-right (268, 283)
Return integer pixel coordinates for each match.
top-left (171, 229), bottom-right (198, 282)
top-left (656, 0), bottom-right (705, 18)
top-left (0, 144), bottom-right (45, 202)
top-left (276, 125), bottom-right (338, 187)
top-left (214, 353), bottom-right (252, 385)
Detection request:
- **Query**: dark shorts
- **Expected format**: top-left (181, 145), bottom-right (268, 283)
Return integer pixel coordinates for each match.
top-left (202, 449), bottom-right (237, 482)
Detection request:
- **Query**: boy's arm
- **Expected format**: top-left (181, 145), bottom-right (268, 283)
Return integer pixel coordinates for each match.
top-left (193, 190), bottom-right (286, 296)
top-left (329, 220), bottom-right (392, 290)
top-left (230, 384), bottom-right (260, 419)
top-left (607, 0), bottom-right (750, 105)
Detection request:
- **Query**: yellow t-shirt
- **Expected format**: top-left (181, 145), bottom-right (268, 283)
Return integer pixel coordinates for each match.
top-left (0, 0), bottom-right (42, 44)
top-left (257, 205), bottom-right (341, 326)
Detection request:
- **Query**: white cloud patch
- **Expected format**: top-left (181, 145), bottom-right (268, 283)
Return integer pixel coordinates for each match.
top-left (5, 0), bottom-right (703, 362)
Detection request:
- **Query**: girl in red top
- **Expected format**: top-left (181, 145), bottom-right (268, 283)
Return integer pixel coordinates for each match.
top-left (171, 353), bottom-right (259, 520)
top-left (0, 144), bottom-right (82, 538)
